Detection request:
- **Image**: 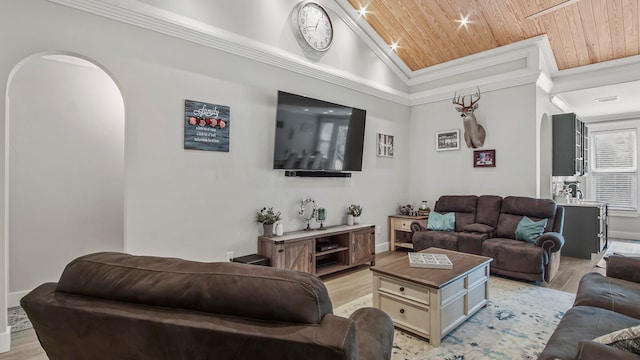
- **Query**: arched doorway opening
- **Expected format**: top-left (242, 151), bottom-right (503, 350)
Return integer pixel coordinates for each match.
top-left (6, 53), bottom-right (125, 307)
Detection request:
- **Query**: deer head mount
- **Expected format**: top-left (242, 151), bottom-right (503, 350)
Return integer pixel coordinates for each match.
top-left (453, 87), bottom-right (486, 149)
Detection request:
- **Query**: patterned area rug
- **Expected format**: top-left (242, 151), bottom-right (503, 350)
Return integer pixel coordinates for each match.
top-left (8, 306), bottom-right (32, 333)
top-left (596, 239), bottom-right (640, 268)
top-left (334, 277), bottom-right (575, 360)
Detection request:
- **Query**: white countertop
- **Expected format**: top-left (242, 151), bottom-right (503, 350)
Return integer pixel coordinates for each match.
top-left (556, 199), bottom-right (607, 207)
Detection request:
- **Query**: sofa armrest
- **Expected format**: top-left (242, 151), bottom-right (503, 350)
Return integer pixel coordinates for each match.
top-left (410, 220), bottom-right (428, 233)
top-left (535, 232), bottom-right (564, 253)
top-left (349, 307), bottom-right (394, 360)
top-left (576, 340), bottom-right (640, 360)
top-left (606, 255), bottom-right (640, 283)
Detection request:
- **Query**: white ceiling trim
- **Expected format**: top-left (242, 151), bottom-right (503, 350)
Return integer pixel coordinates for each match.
top-left (47, 0), bottom-right (640, 110)
top-left (47, 0), bottom-right (411, 105)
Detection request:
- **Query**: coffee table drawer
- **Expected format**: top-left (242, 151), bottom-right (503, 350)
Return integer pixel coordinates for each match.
top-left (380, 293), bottom-right (429, 336)
top-left (379, 276), bottom-right (429, 305)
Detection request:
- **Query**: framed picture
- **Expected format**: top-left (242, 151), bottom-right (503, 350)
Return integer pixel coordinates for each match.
top-left (376, 132), bottom-right (394, 157)
top-left (436, 129), bottom-right (460, 151)
top-left (474, 149), bottom-right (496, 168)
top-left (184, 99), bottom-right (230, 152)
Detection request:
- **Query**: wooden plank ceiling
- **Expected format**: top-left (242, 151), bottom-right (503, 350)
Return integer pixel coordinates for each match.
top-left (346, 0), bottom-right (640, 71)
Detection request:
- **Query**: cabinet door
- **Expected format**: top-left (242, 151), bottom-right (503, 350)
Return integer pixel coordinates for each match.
top-left (282, 239), bottom-right (314, 273)
top-left (350, 229), bottom-right (375, 265)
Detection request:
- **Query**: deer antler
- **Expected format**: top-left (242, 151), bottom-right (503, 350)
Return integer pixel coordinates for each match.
top-left (452, 87), bottom-right (481, 108)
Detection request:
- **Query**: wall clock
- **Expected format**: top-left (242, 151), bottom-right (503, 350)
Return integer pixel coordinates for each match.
top-left (291, 1), bottom-right (334, 56)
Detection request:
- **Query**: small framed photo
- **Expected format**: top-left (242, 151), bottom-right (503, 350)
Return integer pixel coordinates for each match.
top-left (436, 129), bottom-right (460, 151)
top-left (474, 149), bottom-right (496, 168)
top-left (377, 132), bottom-right (394, 157)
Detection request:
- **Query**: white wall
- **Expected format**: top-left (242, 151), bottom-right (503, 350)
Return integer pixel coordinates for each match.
top-left (0, 1), bottom-right (411, 346)
top-left (536, 84), bottom-right (562, 198)
top-left (7, 56), bottom-right (125, 305)
top-left (407, 84), bottom-right (539, 205)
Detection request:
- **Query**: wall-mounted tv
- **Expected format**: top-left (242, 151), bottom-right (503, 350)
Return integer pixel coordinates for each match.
top-left (273, 91), bottom-right (366, 174)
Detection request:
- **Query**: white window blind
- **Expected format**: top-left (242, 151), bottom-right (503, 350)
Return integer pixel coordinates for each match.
top-left (591, 129), bottom-right (638, 211)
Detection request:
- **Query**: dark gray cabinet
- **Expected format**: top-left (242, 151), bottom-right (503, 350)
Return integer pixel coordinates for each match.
top-left (561, 203), bottom-right (608, 259)
top-left (553, 113), bottom-right (588, 176)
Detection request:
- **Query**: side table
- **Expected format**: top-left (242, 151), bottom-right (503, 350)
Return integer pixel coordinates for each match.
top-left (388, 215), bottom-right (428, 251)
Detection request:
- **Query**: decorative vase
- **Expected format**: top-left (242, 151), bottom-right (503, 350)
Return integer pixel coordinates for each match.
top-left (275, 222), bottom-right (284, 236)
top-left (347, 214), bottom-right (354, 226)
top-left (263, 223), bottom-right (274, 236)
top-left (353, 216), bottom-right (360, 225)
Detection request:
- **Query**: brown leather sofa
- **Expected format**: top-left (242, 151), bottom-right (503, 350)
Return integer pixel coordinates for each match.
top-left (539, 255), bottom-right (640, 359)
top-left (411, 195), bottom-right (565, 282)
top-left (21, 252), bottom-right (394, 360)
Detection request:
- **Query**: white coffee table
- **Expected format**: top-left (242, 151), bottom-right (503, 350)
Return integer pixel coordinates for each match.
top-left (370, 248), bottom-right (492, 345)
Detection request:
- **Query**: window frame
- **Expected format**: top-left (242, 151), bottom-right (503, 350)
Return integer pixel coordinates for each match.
top-left (588, 119), bottom-right (640, 214)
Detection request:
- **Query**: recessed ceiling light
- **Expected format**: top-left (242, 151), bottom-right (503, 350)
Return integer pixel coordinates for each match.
top-left (390, 41), bottom-right (399, 52)
top-left (357, 6), bottom-right (368, 17)
top-left (595, 96), bottom-right (619, 102)
top-left (455, 14), bottom-right (472, 29)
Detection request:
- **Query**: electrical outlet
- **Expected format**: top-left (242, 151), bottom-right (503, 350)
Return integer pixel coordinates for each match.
top-left (226, 252), bottom-right (234, 261)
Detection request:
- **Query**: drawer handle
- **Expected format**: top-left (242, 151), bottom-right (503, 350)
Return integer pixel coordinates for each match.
top-left (399, 287), bottom-right (405, 292)
top-left (399, 309), bottom-right (405, 314)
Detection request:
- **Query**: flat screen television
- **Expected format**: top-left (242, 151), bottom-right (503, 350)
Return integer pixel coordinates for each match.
top-left (273, 91), bottom-right (366, 173)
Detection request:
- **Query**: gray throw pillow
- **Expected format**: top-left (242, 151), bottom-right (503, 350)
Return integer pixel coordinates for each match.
top-left (427, 212), bottom-right (455, 231)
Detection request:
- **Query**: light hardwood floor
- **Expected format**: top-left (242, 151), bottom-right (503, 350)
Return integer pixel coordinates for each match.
top-left (0, 247), bottom-right (610, 360)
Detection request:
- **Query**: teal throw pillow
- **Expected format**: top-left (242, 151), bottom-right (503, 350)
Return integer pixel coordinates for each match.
top-left (515, 216), bottom-right (548, 244)
top-left (427, 212), bottom-right (455, 231)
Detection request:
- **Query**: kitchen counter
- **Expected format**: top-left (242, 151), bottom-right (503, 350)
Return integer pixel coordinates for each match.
top-left (559, 202), bottom-right (608, 259)
top-left (557, 200), bottom-right (608, 207)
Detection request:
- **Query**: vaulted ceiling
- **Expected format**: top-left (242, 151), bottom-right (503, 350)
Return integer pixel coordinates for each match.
top-left (346, 0), bottom-right (639, 72)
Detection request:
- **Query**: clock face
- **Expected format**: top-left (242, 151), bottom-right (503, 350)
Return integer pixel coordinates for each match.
top-left (293, 2), bottom-right (333, 53)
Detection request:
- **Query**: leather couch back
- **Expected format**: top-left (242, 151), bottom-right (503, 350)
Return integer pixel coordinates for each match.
top-left (476, 195), bottom-right (503, 228)
top-left (56, 252), bottom-right (333, 324)
top-left (434, 195), bottom-right (478, 231)
top-left (496, 196), bottom-right (558, 238)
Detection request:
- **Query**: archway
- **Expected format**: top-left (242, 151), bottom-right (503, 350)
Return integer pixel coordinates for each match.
top-left (538, 113), bottom-right (552, 198)
top-left (6, 53), bottom-right (125, 307)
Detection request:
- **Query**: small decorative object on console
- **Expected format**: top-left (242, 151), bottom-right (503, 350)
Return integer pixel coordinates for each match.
top-left (256, 207), bottom-right (282, 235)
top-left (408, 252), bottom-right (453, 269)
top-left (315, 207), bottom-right (327, 230)
top-left (299, 197), bottom-right (317, 231)
top-left (347, 204), bottom-right (362, 225)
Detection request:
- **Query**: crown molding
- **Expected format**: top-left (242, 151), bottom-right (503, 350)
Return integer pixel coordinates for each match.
top-left (47, 0), bottom-right (575, 107)
top-left (48, 0), bottom-right (411, 105)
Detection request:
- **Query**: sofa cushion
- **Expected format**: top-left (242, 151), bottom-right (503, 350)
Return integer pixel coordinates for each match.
top-left (497, 197), bottom-right (557, 237)
top-left (475, 195), bottom-right (503, 227)
top-left (412, 231), bottom-right (458, 252)
top-left (575, 272), bottom-right (640, 320)
top-left (461, 223), bottom-right (494, 233)
top-left (55, 252), bottom-right (333, 324)
top-left (482, 238), bottom-right (547, 274)
top-left (594, 325), bottom-right (640, 354)
top-left (515, 216), bottom-right (548, 243)
top-left (427, 212), bottom-right (455, 231)
top-left (539, 306), bottom-right (640, 360)
top-left (434, 195), bottom-right (478, 231)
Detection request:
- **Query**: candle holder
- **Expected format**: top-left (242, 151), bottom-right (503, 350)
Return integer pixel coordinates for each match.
top-left (315, 207), bottom-right (327, 230)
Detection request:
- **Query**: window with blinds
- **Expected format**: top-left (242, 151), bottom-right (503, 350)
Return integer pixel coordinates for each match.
top-left (590, 129), bottom-right (638, 211)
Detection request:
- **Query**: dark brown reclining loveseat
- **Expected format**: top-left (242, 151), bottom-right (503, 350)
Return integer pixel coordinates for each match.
top-left (411, 195), bottom-right (564, 282)
top-left (21, 252), bottom-right (394, 360)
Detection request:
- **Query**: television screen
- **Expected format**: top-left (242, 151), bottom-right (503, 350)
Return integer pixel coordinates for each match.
top-left (273, 91), bottom-right (366, 172)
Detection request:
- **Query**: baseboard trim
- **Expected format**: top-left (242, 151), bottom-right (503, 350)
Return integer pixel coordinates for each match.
top-left (375, 242), bottom-right (390, 254)
top-left (609, 231), bottom-right (640, 241)
top-left (0, 326), bottom-right (10, 353)
top-left (8, 290), bottom-right (30, 308)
